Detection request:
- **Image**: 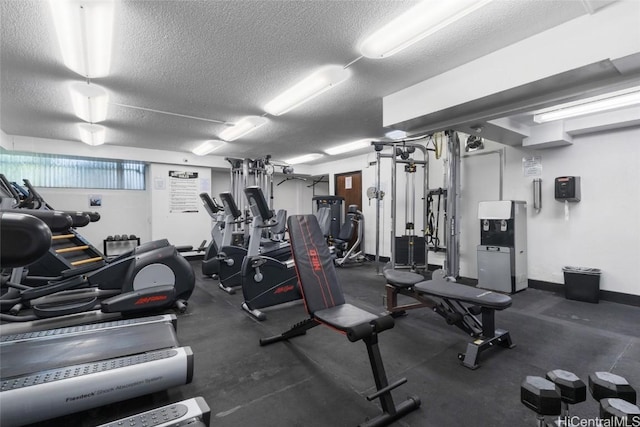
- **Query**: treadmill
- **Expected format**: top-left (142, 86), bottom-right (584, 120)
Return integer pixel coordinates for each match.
top-left (0, 313), bottom-right (194, 426)
top-left (0, 212), bottom-right (194, 426)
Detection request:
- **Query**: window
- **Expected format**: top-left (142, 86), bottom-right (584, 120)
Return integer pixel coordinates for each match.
top-left (0, 151), bottom-right (146, 190)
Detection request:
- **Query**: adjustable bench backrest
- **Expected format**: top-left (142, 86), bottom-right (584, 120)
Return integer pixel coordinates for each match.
top-left (219, 191), bottom-right (242, 219)
top-left (287, 214), bottom-right (345, 315)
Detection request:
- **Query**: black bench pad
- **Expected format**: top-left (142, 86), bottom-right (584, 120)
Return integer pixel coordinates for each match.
top-left (314, 304), bottom-right (379, 331)
top-left (383, 269), bottom-right (425, 288)
top-left (414, 278), bottom-right (512, 310)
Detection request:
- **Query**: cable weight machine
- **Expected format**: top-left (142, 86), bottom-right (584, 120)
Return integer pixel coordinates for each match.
top-left (225, 156), bottom-right (293, 244)
top-left (372, 139), bottom-right (429, 273)
top-left (371, 131), bottom-right (462, 279)
top-left (443, 130), bottom-right (461, 280)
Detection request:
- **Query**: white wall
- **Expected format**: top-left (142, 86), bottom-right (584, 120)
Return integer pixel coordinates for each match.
top-left (37, 187), bottom-right (151, 250)
top-left (311, 127), bottom-right (640, 297)
top-left (500, 127), bottom-right (640, 296)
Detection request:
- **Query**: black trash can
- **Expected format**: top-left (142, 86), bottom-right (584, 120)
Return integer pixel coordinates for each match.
top-left (563, 266), bottom-right (601, 303)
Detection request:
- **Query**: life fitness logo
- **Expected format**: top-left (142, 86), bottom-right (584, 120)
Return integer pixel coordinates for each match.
top-left (135, 294), bottom-right (169, 305)
top-left (309, 249), bottom-right (322, 271)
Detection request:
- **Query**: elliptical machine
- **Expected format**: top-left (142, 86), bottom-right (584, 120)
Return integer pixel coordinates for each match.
top-left (1, 240), bottom-right (195, 321)
top-left (199, 192), bottom-right (225, 278)
top-left (240, 186), bottom-right (300, 320)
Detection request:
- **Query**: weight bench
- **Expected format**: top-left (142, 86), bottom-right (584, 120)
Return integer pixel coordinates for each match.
top-left (384, 268), bottom-right (514, 369)
top-left (261, 215), bottom-right (421, 427)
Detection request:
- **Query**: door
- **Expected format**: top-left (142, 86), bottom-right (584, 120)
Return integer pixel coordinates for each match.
top-left (335, 171), bottom-right (362, 217)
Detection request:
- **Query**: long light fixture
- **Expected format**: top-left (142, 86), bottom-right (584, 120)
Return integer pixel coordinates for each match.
top-left (77, 123), bottom-right (106, 146)
top-left (324, 139), bottom-right (372, 156)
top-left (285, 153), bottom-right (325, 165)
top-left (192, 140), bottom-right (226, 156)
top-left (219, 116), bottom-right (268, 141)
top-left (49, 0), bottom-right (116, 78)
top-left (359, 0), bottom-right (492, 59)
top-left (69, 82), bottom-right (109, 123)
top-left (263, 65), bottom-right (351, 116)
top-left (533, 87), bottom-right (640, 123)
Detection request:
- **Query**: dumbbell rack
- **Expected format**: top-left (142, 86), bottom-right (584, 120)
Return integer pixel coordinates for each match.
top-left (103, 235), bottom-right (140, 258)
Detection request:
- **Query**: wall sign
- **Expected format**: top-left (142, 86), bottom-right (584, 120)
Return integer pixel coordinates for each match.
top-left (169, 170), bottom-right (199, 213)
top-left (522, 156), bottom-right (542, 177)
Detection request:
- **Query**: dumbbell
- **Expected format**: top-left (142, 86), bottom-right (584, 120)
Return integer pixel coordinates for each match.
top-left (546, 369), bottom-right (586, 422)
top-left (589, 372), bottom-right (636, 404)
top-left (590, 372), bottom-right (638, 425)
top-left (600, 398), bottom-right (640, 426)
top-left (521, 376), bottom-right (562, 427)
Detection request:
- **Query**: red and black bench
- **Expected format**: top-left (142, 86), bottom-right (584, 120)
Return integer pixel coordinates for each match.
top-left (260, 214), bottom-right (420, 427)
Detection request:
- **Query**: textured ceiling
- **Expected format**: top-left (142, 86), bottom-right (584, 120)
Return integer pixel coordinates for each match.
top-left (1, 0), bottom-right (599, 163)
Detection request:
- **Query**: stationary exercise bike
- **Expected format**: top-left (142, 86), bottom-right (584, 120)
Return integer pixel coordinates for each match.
top-left (199, 192), bottom-right (225, 278)
top-left (216, 191), bottom-right (290, 294)
top-left (240, 186), bottom-right (301, 320)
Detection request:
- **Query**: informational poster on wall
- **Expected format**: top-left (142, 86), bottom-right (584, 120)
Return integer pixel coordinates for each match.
top-left (168, 171), bottom-right (199, 213)
top-left (522, 156), bottom-right (542, 177)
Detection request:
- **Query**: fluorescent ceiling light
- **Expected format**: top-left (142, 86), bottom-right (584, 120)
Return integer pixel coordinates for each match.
top-left (385, 130), bottom-right (408, 140)
top-left (192, 140), bottom-right (226, 156)
top-left (324, 139), bottom-right (371, 156)
top-left (360, 0), bottom-right (492, 59)
top-left (69, 82), bottom-right (108, 123)
top-left (533, 87), bottom-right (640, 123)
top-left (77, 123), bottom-right (106, 146)
top-left (49, 0), bottom-right (116, 78)
top-left (285, 153), bottom-right (325, 165)
top-left (219, 116), bottom-right (268, 141)
top-left (264, 65), bottom-right (351, 116)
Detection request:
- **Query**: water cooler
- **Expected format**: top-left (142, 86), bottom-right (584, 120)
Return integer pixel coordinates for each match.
top-left (477, 200), bottom-right (527, 294)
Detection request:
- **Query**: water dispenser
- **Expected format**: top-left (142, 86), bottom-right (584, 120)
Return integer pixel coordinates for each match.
top-left (477, 200), bottom-right (528, 294)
